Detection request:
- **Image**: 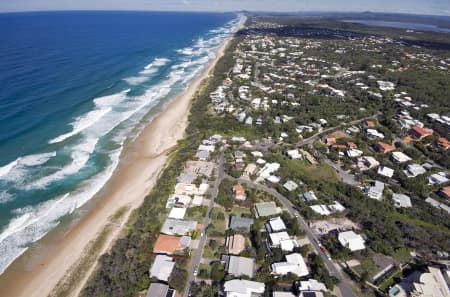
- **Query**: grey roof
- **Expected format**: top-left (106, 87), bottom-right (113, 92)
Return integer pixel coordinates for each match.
top-left (161, 218), bottom-right (197, 236)
top-left (149, 255), bottom-right (175, 281)
top-left (196, 150), bottom-right (210, 160)
top-left (392, 193), bottom-right (412, 208)
top-left (255, 202), bottom-right (280, 217)
top-left (222, 255), bottom-right (255, 278)
top-left (229, 216), bottom-right (254, 231)
top-left (147, 283), bottom-right (169, 297)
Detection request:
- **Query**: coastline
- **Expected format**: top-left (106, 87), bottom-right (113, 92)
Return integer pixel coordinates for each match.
top-left (0, 33), bottom-right (234, 297)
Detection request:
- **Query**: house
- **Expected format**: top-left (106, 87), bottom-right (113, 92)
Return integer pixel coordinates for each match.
top-left (428, 172), bottom-right (449, 185)
top-left (271, 253), bottom-right (309, 277)
top-left (149, 255), bottom-right (175, 281)
top-left (255, 202), bottom-right (282, 217)
top-left (338, 231), bottom-right (365, 251)
top-left (196, 150), bottom-right (210, 161)
top-left (410, 266), bottom-right (449, 297)
top-left (367, 181), bottom-right (385, 200)
top-left (153, 234), bottom-right (191, 255)
top-left (283, 180), bottom-right (298, 192)
top-left (435, 137), bottom-right (450, 150)
top-left (165, 194), bottom-right (191, 208)
top-left (146, 283), bottom-right (176, 297)
top-left (404, 164), bottom-right (426, 178)
top-left (223, 279), bottom-right (265, 297)
top-left (233, 184), bottom-right (247, 201)
top-left (438, 186), bottom-right (450, 200)
top-left (267, 216), bottom-right (287, 232)
top-left (310, 205), bottom-right (331, 216)
top-left (222, 255), bottom-right (255, 278)
top-left (392, 193), bottom-right (412, 208)
top-left (286, 149), bottom-right (303, 159)
top-left (298, 279), bottom-right (327, 293)
top-left (269, 231), bottom-right (298, 251)
top-left (168, 207), bottom-right (186, 219)
top-left (357, 156), bottom-right (380, 171)
top-left (303, 191), bottom-right (318, 202)
top-left (391, 151), bottom-right (412, 164)
top-left (346, 149), bottom-right (363, 158)
top-left (378, 166), bottom-right (394, 178)
top-left (373, 142), bottom-right (395, 154)
top-left (325, 137), bottom-right (336, 145)
top-left (258, 162), bottom-right (280, 179)
top-left (244, 163), bottom-right (258, 176)
top-left (367, 129), bottom-right (384, 139)
top-left (226, 234), bottom-right (246, 255)
top-left (161, 218), bottom-right (198, 236)
top-left (269, 231), bottom-right (290, 246)
top-left (174, 182), bottom-right (209, 196)
top-left (229, 216), bottom-right (254, 232)
top-left (409, 126), bottom-right (433, 140)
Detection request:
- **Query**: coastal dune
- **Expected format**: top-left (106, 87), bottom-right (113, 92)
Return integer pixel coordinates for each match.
top-left (0, 34), bottom-right (233, 297)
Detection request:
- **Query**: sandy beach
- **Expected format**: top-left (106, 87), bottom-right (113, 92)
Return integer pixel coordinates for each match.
top-left (0, 33), bottom-right (234, 297)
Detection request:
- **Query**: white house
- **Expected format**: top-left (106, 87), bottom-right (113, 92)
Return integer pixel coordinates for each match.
top-left (404, 164), bottom-right (426, 178)
top-left (377, 166), bottom-right (394, 178)
top-left (267, 217), bottom-right (287, 232)
top-left (338, 231), bottom-right (365, 251)
top-left (391, 151), bottom-right (412, 164)
top-left (223, 279), bottom-right (265, 297)
top-left (149, 255), bottom-right (175, 281)
top-left (286, 149), bottom-right (303, 159)
top-left (271, 253), bottom-right (309, 277)
top-left (367, 181), bottom-right (385, 200)
top-left (392, 193), bottom-right (412, 208)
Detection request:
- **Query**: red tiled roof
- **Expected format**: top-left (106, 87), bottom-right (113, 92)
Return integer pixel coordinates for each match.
top-left (436, 137), bottom-right (450, 149)
top-left (153, 234), bottom-right (186, 254)
top-left (410, 126), bottom-right (433, 138)
top-left (374, 142), bottom-right (395, 153)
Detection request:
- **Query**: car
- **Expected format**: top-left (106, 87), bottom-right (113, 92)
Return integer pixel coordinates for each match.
top-left (193, 269), bottom-right (198, 276)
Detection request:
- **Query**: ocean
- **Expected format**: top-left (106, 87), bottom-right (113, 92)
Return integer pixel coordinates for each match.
top-left (0, 10), bottom-right (243, 274)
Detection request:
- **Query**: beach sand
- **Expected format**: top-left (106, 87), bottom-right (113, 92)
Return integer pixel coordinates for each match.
top-left (0, 34), bottom-right (233, 297)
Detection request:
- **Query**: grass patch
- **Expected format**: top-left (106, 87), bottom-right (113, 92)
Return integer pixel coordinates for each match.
top-left (386, 212), bottom-right (450, 235)
top-left (185, 205), bottom-right (208, 221)
top-left (232, 206), bottom-right (252, 217)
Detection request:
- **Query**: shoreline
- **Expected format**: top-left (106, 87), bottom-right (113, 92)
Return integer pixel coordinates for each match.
top-left (0, 33), bottom-right (234, 297)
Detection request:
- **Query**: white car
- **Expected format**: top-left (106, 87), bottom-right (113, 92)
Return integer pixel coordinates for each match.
top-left (193, 269), bottom-right (198, 276)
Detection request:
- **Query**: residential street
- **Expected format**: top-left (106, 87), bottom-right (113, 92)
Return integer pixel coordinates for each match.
top-left (225, 174), bottom-right (358, 297)
top-left (183, 147), bottom-right (225, 297)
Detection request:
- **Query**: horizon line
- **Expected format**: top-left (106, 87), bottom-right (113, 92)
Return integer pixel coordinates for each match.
top-left (0, 9), bottom-right (450, 18)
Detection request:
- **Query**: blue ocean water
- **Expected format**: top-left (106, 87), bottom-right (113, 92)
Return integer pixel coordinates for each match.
top-left (0, 11), bottom-right (243, 274)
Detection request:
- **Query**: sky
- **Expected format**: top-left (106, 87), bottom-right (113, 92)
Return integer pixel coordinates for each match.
top-left (0, 0), bottom-right (450, 16)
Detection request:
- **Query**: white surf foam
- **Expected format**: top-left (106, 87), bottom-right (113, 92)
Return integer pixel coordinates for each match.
top-left (29, 138), bottom-right (98, 189)
top-left (19, 152), bottom-right (56, 167)
top-left (0, 191), bottom-right (13, 204)
top-left (0, 159), bottom-right (20, 178)
top-left (124, 76), bottom-right (149, 85)
top-left (153, 58), bottom-right (170, 66)
top-left (0, 146), bottom-right (122, 275)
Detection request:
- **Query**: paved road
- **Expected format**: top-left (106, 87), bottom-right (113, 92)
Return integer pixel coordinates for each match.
top-left (225, 174), bottom-right (357, 297)
top-left (297, 112), bottom-right (381, 148)
top-left (183, 147), bottom-right (225, 297)
top-left (322, 159), bottom-right (359, 186)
